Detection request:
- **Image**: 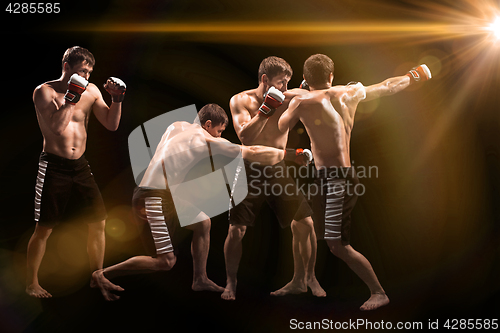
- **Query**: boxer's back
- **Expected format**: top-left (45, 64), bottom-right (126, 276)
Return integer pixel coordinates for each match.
top-left (296, 83), bottom-right (365, 168)
top-left (139, 122), bottom-right (208, 189)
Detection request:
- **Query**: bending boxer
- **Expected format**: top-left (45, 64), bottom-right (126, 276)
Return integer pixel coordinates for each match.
top-left (278, 54), bottom-right (431, 310)
top-left (223, 56), bottom-right (325, 301)
top-left (26, 46), bottom-right (126, 298)
top-left (92, 104), bottom-right (285, 301)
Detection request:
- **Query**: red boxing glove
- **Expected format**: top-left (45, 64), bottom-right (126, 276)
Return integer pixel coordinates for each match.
top-left (259, 86), bottom-right (285, 118)
top-left (64, 74), bottom-right (88, 105)
top-left (406, 64), bottom-right (432, 84)
top-left (285, 148), bottom-right (313, 166)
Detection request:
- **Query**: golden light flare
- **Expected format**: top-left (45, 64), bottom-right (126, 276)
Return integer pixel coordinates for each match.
top-left (486, 16), bottom-right (500, 39)
top-left (58, 0), bottom-right (500, 46)
top-left (61, 21), bottom-right (479, 45)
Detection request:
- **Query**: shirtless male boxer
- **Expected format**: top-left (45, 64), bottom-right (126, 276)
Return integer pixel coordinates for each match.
top-left (92, 104), bottom-right (285, 301)
top-left (278, 54), bottom-right (431, 310)
top-left (222, 56), bottom-right (324, 301)
top-left (26, 46), bottom-right (126, 298)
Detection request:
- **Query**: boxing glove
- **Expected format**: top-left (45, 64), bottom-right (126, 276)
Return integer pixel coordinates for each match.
top-left (259, 86), bottom-right (285, 118)
top-left (64, 73), bottom-right (88, 105)
top-left (285, 148), bottom-right (313, 166)
top-left (299, 79), bottom-right (310, 90)
top-left (406, 64), bottom-right (432, 84)
top-left (104, 77), bottom-right (127, 103)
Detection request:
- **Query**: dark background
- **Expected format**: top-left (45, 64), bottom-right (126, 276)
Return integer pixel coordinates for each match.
top-left (1, 0), bottom-right (499, 332)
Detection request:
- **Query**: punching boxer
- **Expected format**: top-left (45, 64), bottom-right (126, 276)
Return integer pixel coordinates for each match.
top-left (222, 56), bottom-right (325, 301)
top-left (92, 104), bottom-right (286, 301)
top-left (278, 54), bottom-right (431, 310)
top-left (26, 46), bottom-right (126, 298)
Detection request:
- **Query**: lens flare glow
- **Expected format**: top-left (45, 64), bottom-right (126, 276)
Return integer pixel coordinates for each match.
top-left (488, 16), bottom-right (500, 39)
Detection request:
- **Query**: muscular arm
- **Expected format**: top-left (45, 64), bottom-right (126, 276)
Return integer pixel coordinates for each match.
top-left (230, 94), bottom-right (267, 145)
top-left (278, 97), bottom-right (301, 133)
top-left (204, 134), bottom-right (283, 165)
top-left (90, 84), bottom-right (122, 131)
top-left (241, 145), bottom-right (284, 165)
top-left (363, 75), bottom-right (411, 102)
top-left (33, 85), bottom-right (75, 136)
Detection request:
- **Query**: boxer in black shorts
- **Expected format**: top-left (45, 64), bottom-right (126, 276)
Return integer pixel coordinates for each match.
top-left (229, 160), bottom-right (312, 229)
top-left (279, 54), bottom-right (431, 310)
top-left (312, 167), bottom-right (359, 245)
top-left (92, 104), bottom-right (285, 301)
top-left (223, 57), bottom-right (325, 301)
top-left (27, 46), bottom-right (126, 298)
top-left (35, 152), bottom-right (107, 227)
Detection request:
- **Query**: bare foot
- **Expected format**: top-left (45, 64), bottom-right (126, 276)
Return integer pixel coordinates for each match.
top-left (221, 283), bottom-right (236, 301)
top-left (307, 277), bottom-right (326, 297)
top-left (360, 293), bottom-right (390, 311)
top-left (270, 280), bottom-right (307, 296)
top-left (91, 269), bottom-right (124, 301)
top-left (26, 284), bottom-right (52, 298)
top-left (192, 277), bottom-right (225, 292)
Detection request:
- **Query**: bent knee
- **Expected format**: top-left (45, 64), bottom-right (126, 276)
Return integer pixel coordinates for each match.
top-left (228, 224), bottom-right (246, 240)
top-left (291, 217), bottom-right (314, 235)
top-left (157, 253), bottom-right (177, 271)
top-left (188, 218), bottom-right (211, 233)
top-left (326, 239), bottom-right (348, 257)
top-left (33, 224), bottom-right (53, 240)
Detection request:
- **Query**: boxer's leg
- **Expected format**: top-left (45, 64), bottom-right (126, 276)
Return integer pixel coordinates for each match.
top-left (185, 217), bottom-right (224, 292)
top-left (92, 253), bottom-right (176, 301)
top-left (222, 224), bottom-right (246, 301)
top-left (26, 224), bottom-right (53, 298)
top-left (327, 239), bottom-right (389, 311)
top-left (270, 217), bottom-right (310, 296)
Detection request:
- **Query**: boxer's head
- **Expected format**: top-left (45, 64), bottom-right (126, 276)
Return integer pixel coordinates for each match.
top-left (258, 56), bottom-right (292, 92)
top-left (62, 46), bottom-right (95, 80)
top-left (197, 104), bottom-right (228, 138)
top-left (303, 54), bottom-right (334, 89)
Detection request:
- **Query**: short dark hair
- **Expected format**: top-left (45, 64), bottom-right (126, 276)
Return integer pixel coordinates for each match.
top-left (62, 46), bottom-right (95, 69)
top-left (303, 54), bottom-right (334, 88)
top-left (258, 56), bottom-right (293, 83)
top-left (197, 104), bottom-right (228, 127)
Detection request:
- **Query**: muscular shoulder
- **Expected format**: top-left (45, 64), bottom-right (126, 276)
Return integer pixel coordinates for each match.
top-left (33, 81), bottom-right (58, 108)
top-left (85, 83), bottom-right (102, 100)
top-left (328, 83), bottom-right (366, 102)
top-left (34, 82), bottom-right (55, 97)
top-left (164, 121), bottom-right (193, 137)
top-left (283, 88), bottom-right (308, 102)
top-left (230, 89), bottom-right (256, 114)
top-left (169, 121), bottom-right (192, 129)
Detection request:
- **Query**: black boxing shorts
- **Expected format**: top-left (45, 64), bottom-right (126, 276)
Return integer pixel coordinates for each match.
top-left (312, 166), bottom-right (359, 245)
top-left (34, 152), bottom-right (107, 227)
top-left (228, 160), bottom-right (313, 228)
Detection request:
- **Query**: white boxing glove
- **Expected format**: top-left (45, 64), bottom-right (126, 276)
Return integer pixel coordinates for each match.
top-left (104, 77), bottom-right (127, 103)
top-left (406, 64), bottom-right (432, 83)
top-left (64, 73), bottom-right (89, 105)
top-left (259, 86), bottom-right (285, 118)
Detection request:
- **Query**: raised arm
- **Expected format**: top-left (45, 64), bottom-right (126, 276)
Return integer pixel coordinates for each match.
top-left (230, 94), bottom-right (269, 145)
top-left (33, 84), bottom-right (75, 136)
top-left (364, 64), bottom-right (431, 102)
top-left (363, 75), bottom-right (411, 102)
top-left (278, 96), bottom-right (301, 133)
